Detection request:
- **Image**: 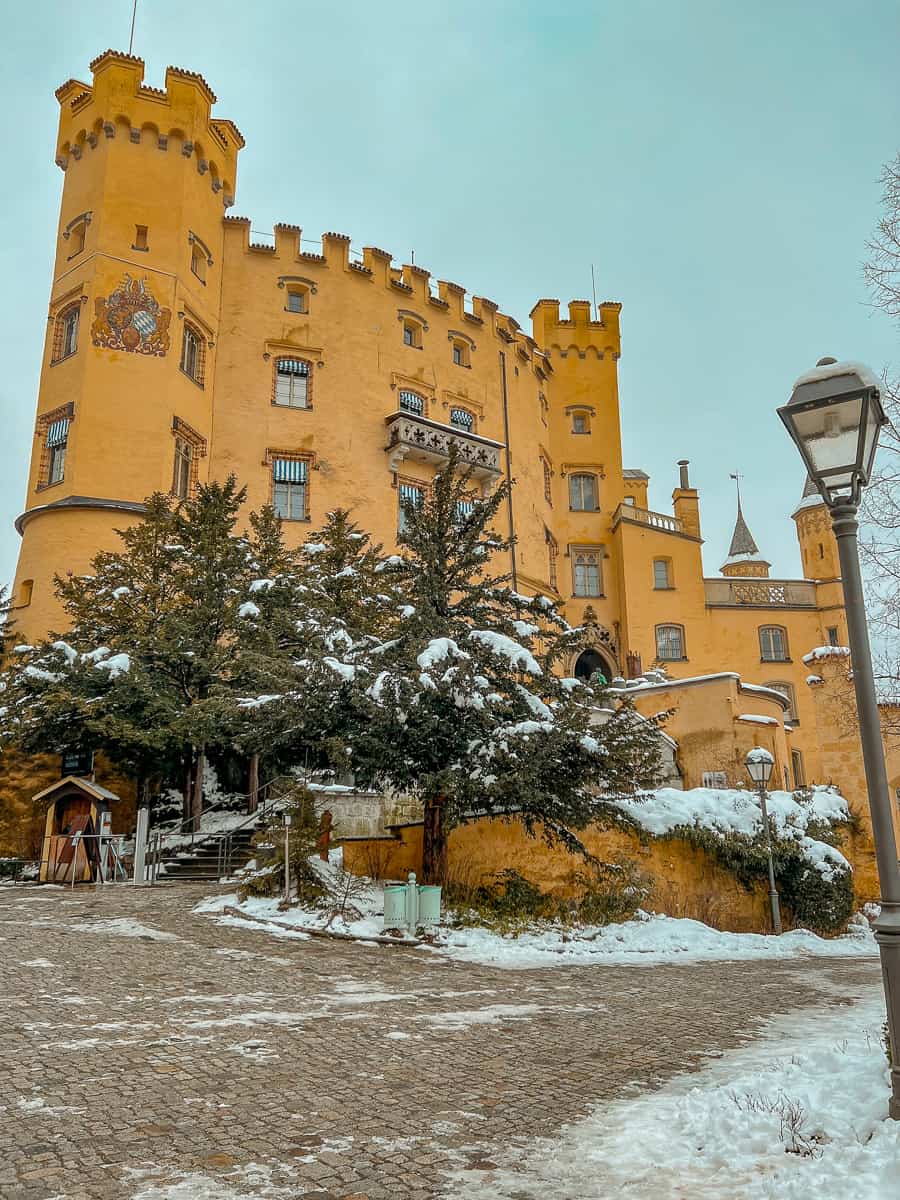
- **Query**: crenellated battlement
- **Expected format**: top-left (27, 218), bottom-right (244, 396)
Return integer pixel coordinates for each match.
top-left (529, 297), bottom-right (621, 360)
top-left (53, 50), bottom-right (241, 208)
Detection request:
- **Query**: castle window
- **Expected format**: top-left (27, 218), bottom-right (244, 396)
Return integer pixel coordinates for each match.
top-left (69, 221), bottom-right (86, 258)
top-left (655, 623), bottom-right (685, 661)
top-left (450, 407), bottom-right (475, 432)
top-left (286, 289), bottom-right (307, 314)
top-left (653, 558), bottom-right (673, 589)
top-left (791, 749), bottom-right (806, 788)
top-left (759, 625), bottom-right (789, 662)
top-left (172, 437), bottom-right (193, 500)
top-left (398, 390), bottom-right (425, 416)
top-left (274, 358), bottom-right (311, 409)
top-left (191, 242), bottom-right (207, 283)
top-left (133, 225), bottom-right (149, 252)
top-left (17, 579), bottom-right (34, 608)
top-left (399, 482), bottom-right (425, 533)
top-left (180, 322), bottom-right (205, 385)
top-left (402, 321), bottom-right (422, 349)
top-left (818, 542), bottom-right (825, 559)
top-left (545, 528), bottom-right (559, 592)
top-left (571, 410), bottom-right (591, 434)
top-left (766, 681), bottom-right (797, 721)
top-left (272, 458), bottom-right (308, 521)
top-left (454, 498), bottom-right (476, 525)
top-left (451, 339), bottom-right (470, 368)
top-left (542, 457), bottom-right (552, 504)
top-left (569, 473), bottom-right (599, 512)
top-left (46, 417), bottom-right (70, 486)
top-left (573, 549), bottom-right (602, 597)
top-left (51, 304), bottom-right (80, 364)
top-left (826, 625), bottom-right (840, 646)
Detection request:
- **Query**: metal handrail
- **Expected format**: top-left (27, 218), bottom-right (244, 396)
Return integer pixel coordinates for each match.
top-left (156, 772), bottom-right (295, 844)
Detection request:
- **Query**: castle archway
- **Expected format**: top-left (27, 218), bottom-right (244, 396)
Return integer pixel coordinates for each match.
top-left (574, 647), bottom-right (616, 685)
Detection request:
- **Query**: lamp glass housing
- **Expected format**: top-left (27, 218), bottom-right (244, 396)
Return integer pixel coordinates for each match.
top-left (778, 372), bottom-right (886, 506)
top-left (746, 749), bottom-right (774, 786)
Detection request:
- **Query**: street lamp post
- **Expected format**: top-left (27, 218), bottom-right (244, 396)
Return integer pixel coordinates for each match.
top-left (778, 357), bottom-right (900, 1119)
top-left (745, 748), bottom-right (782, 935)
top-left (283, 812), bottom-right (292, 906)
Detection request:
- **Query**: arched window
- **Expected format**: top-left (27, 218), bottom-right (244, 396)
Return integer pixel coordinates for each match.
top-left (759, 625), bottom-right (789, 662)
top-left (655, 624), bottom-right (685, 661)
top-left (52, 304), bottom-right (80, 363)
top-left (569, 473), bottom-right (599, 512)
top-left (274, 358), bottom-right (311, 409)
top-left (450, 406), bottom-right (475, 432)
top-left (180, 322), bottom-right (205, 385)
top-left (653, 558), bottom-right (673, 589)
top-left (398, 390), bottom-right (425, 416)
top-left (765, 681), bottom-right (797, 721)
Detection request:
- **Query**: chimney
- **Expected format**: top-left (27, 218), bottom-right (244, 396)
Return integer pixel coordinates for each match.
top-left (672, 459), bottom-right (701, 539)
top-left (678, 459), bottom-right (691, 489)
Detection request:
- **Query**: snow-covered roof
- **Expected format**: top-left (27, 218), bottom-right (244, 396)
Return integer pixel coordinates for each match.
top-left (792, 360), bottom-right (881, 391)
top-left (608, 672), bottom-right (790, 710)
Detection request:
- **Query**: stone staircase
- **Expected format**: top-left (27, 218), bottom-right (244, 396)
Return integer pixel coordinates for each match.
top-left (154, 825), bottom-right (259, 883)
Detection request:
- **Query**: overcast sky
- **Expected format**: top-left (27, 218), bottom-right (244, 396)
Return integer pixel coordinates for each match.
top-left (1, 0), bottom-right (897, 591)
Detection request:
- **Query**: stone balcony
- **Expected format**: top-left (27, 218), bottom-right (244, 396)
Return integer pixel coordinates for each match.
top-left (384, 411), bottom-right (504, 485)
top-left (613, 502), bottom-right (683, 534)
top-left (704, 578), bottom-right (818, 608)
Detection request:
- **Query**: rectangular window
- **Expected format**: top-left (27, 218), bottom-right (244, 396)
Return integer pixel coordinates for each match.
top-left (172, 437), bottom-right (192, 499)
top-left (760, 627), bottom-right (788, 661)
top-left (45, 417), bottom-right (70, 486)
top-left (545, 529), bottom-right (558, 591)
top-left (656, 625), bottom-right (685, 661)
top-left (572, 413), bottom-right (589, 434)
top-left (569, 474), bottom-right (598, 511)
top-left (69, 222), bottom-right (86, 257)
top-left (286, 290), bottom-right (305, 313)
top-left (791, 749), bottom-right (806, 788)
top-left (274, 359), bottom-right (310, 408)
top-left (191, 243), bottom-right (206, 282)
top-left (272, 458), bottom-right (308, 521)
top-left (453, 344), bottom-right (462, 365)
top-left (653, 559), bottom-right (671, 589)
top-left (133, 225), bottom-right (149, 251)
top-left (180, 325), bottom-right (203, 384)
top-left (403, 324), bottom-right (416, 347)
top-left (573, 550), bottom-right (602, 597)
top-left (399, 482), bottom-right (424, 532)
top-left (454, 499), bottom-right (476, 524)
top-left (702, 771), bottom-right (727, 789)
top-left (826, 626), bottom-right (839, 646)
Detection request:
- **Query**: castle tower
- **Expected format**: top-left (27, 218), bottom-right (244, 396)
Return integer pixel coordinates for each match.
top-left (720, 494), bottom-right (770, 578)
top-left (10, 50), bottom-right (242, 639)
top-left (792, 476), bottom-right (840, 582)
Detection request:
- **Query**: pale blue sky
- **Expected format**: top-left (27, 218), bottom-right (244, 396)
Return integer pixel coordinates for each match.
top-left (1, 0), bottom-right (897, 591)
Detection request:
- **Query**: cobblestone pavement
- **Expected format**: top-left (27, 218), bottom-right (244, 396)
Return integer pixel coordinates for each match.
top-left (0, 883), bottom-right (881, 1199)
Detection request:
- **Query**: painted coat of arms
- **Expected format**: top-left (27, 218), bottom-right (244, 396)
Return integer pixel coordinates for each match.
top-left (91, 274), bottom-right (171, 356)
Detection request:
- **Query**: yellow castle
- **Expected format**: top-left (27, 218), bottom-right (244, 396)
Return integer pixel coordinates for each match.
top-left (8, 50), bottom-right (864, 810)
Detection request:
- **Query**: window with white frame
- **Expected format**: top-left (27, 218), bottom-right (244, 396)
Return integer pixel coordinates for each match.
top-left (45, 417), bottom-right (70, 486)
top-left (759, 625), bottom-right (789, 661)
top-left (653, 558), bottom-right (672, 589)
top-left (398, 390), bottom-right (425, 416)
top-left (274, 358), bottom-right (310, 408)
top-left (569, 473), bottom-right (599, 511)
top-left (272, 458), bottom-right (308, 520)
top-left (172, 436), bottom-right (193, 500)
top-left (656, 623), bottom-right (685, 661)
top-left (398, 482), bottom-right (424, 532)
top-left (573, 549), bottom-right (602, 597)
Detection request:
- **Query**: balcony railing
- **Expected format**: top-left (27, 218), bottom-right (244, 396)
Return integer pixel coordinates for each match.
top-left (385, 411), bottom-right (504, 481)
top-left (613, 502), bottom-right (683, 534)
top-left (704, 578), bottom-right (818, 608)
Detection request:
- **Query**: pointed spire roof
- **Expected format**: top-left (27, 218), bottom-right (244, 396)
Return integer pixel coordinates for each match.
top-left (728, 500), bottom-right (761, 558)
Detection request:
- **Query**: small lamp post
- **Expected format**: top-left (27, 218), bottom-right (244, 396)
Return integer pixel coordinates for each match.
top-left (745, 748), bottom-right (782, 936)
top-left (778, 357), bottom-right (900, 1119)
top-left (283, 812), bottom-right (292, 906)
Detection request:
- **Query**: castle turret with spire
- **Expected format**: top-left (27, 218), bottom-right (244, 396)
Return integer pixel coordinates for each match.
top-left (720, 490), bottom-right (771, 578)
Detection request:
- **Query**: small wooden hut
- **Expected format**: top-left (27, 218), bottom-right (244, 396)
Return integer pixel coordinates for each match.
top-left (36, 777), bottom-right (119, 884)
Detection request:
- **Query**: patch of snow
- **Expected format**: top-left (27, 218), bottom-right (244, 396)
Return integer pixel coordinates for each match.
top-left (94, 652), bottom-right (131, 679)
top-left (323, 657), bottom-right (356, 682)
top-left (238, 601), bottom-right (260, 618)
top-left (417, 637), bottom-right (469, 669)
top-left (803, 645), bottom-right (851, 663)
top-left (806, 674), bottom-right (824, 686)
top-left (66, 919), bottom-right (179, 941)
top-left (249, 578), bottom-right (275, 592)
top-left (469, 629), bottom-right (542, 674)
top-left (736, 713), bottom-right (779, 726)
top-left (449, 987), bottom-right (896, 1199)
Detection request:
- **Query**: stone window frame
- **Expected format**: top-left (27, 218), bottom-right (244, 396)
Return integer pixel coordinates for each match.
top-left (655, 623), bottom-right (687, 662)
top-left (652, 557), bottom-right (674, 590)
top-left (397, 474), bottom-right (428, 534)
top-left (35, 402), bottom-right (75, 492)
top-left (264, 448), bottom-right (316, 523)
top-left (272, 356), bottom-right (313, 410)
top-left (570, 544), bottom-right (604, 598)
top-left (51, 301), bottom-right (81, 364)
top-left (170, 416), bottom-right (208, 500)
top-left (568, 471), bottom-right (600, 512)
top-left (759, 624), bottom-right (790, 663)
top-left (180, 320), bottom-right (206, 387)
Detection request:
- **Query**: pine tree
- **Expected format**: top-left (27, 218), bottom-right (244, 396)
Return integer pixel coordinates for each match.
top-left (339, 448), bottom-right (666, 882)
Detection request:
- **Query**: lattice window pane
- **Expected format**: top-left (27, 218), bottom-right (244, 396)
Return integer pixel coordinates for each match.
top-left (450, 408), bottom-right (474, 431)
top-left (399, 390), bottom-right (424, 415)
top-left (656, 625), bottom-right (684, 660)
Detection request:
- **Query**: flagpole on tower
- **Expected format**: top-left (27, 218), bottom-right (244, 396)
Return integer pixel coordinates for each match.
top-left (128, 0), bottom-right (139, 55)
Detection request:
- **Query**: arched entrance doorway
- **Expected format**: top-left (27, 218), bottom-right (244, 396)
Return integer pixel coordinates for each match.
top-left (574, 647), bottom-right (616, 685)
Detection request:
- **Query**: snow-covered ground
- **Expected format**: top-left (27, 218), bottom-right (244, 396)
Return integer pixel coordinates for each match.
top-left (196, 850), bottom-right (877, 969)
top-left (448, 986), bottom-right (898, 1199)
